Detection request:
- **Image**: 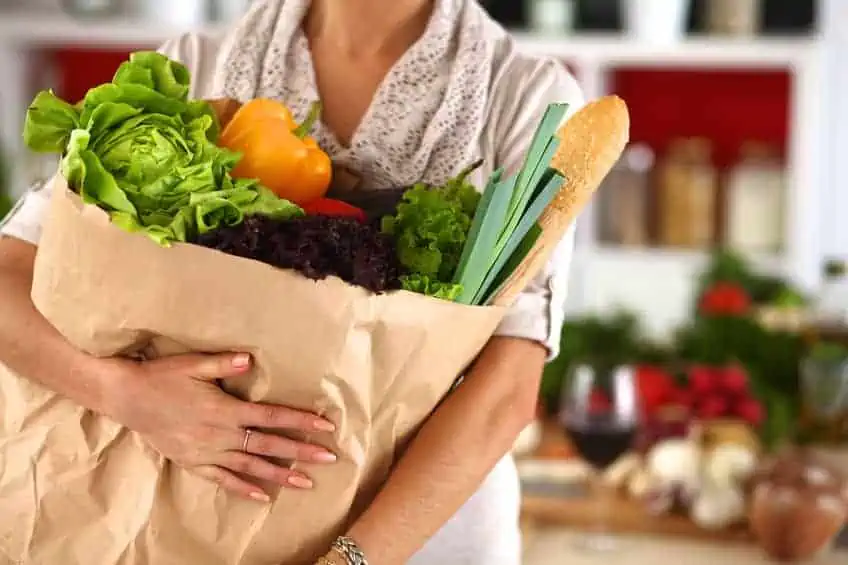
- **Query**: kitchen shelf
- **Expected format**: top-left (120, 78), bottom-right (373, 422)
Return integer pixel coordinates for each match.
top-left (0, 11), bottom-right (227, 47)
top-left (0, 11), bottom-right (823, 66)
top-left (513, 32), bottom-right (821, 69)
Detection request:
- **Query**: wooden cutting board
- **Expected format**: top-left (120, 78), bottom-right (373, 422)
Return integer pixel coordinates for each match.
top-left (521, 493), bottom-right (753, 543)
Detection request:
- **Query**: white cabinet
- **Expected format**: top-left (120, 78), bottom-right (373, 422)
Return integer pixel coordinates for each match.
top-left (820, 0), bottom-right (848, 263)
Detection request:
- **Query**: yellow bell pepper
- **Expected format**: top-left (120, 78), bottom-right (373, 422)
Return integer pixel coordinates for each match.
top-left (219, 99), bottom-right (333, 205)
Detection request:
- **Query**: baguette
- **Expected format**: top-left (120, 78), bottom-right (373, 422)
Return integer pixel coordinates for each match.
top-left (491, 95), bottom-right (630, 307)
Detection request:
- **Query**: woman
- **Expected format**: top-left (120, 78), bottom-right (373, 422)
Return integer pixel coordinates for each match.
top-left (0, 0), bottom-right (583, 563)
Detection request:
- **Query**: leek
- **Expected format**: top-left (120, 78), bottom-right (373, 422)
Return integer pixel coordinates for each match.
top-left (452, 102), bottom-right (570, 306)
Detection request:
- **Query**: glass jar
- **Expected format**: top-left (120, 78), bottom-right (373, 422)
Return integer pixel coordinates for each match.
top-left (598, 143), bottom-right (654, 246)
top-left (724, 141), bottom-right (786, 253)
top-left (814, 260), bottom-right (848, 329)
top-left (657, 138), bottom-right (718, 249)
top-left (800, 345), bottom-right (848, 444)
top-left (704, 0), bottom-right (762, 37)
top-left (527, 0), bottom-right (575, 34)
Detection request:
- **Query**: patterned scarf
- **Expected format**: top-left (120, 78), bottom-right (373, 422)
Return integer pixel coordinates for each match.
top-left (212, 0), bottom-right (495, 189)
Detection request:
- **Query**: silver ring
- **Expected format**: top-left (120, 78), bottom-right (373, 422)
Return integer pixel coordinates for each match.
top-left (242, 428), bottom-right (254, 453)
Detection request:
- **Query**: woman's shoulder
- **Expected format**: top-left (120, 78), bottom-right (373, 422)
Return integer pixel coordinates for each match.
top-left (485, 31), bottom-right (585, 121)
top-left (477, 20), bottom-right (585, 171)
top-left (469, 4), bottom-right (583, 107)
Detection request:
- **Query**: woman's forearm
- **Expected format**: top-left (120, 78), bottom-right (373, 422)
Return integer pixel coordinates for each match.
top-left (345, 336), bottom-right (546, 565)
top-left (0, 237), bottom-right (101, 409)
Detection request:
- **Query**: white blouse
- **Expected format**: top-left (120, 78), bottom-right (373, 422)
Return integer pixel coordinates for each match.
top-left (0, 1), bottom-right (584, 562)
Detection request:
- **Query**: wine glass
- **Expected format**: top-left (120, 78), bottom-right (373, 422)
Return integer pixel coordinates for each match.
top-left (560, 364), bottom-right (640, 552)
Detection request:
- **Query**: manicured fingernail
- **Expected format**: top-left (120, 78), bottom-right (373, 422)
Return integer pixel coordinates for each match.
top-left (312, 451), bottom-right (338, 463)
top-left (288, 475), bottom-right (314, 489)
top-left (233, 354), bottom-right (251, 369)
top-left (250, 491), bottom-right (270, 503)
top-left (313, 419), bottom-right (336, 432)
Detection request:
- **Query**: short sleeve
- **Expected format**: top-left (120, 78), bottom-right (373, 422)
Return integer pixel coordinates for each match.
top-left (486, 51), bottom-right (585, 360)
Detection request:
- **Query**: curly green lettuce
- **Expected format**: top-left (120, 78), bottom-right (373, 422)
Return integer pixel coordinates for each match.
top-left (381, 161), bottom-right (481, 299)
top-left (398, 274), bottom-right (464, 301)
top-left (23, 51), bottom-right (301, 245)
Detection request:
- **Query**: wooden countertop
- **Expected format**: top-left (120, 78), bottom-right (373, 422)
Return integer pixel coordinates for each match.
top-left (518, 421), bottom-right (848, 547)
top-left (522, 529), bottom-right (847, 565)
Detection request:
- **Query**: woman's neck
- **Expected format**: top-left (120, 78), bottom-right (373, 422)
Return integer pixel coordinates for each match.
top-left (304, 0), bottom-right (435, 58)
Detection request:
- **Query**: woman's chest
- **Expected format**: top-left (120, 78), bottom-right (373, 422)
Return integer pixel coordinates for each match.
top-left (260, 41), bottom-right (492, 191)
top-left (308, 45), bottom-right (392, 149)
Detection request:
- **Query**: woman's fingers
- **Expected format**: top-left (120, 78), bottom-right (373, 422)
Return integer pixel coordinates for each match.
top-left (149, 352), bottom-right (252, 381)
top-left (147, 353), bottom-right (337, 436)
top-left (235, 401), bottom-right (336, 434)
top-left (217, 452), bottom-right (314, 489)
top-left (232, 429), bottom-right (337, 463)
top-left (193, 465), bottom-right (270, 502)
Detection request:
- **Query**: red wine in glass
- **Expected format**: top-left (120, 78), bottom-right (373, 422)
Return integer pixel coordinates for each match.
top-left (563, 416), bottom-right (637, 470)
top-left (560, 364), bottom-right (640, 552)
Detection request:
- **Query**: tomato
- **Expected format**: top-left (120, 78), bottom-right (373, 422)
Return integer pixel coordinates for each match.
top-left (302, 198), bottom-right (367, 222)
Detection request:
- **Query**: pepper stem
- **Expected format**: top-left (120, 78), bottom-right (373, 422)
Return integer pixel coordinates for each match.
top-left (293, 101), bottom-right (322, 139)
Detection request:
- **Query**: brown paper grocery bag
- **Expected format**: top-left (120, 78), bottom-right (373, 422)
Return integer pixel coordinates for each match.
top-left (0, 95), bottom-right (628, 565)
top-left (0, 177), bottom-right (503, 565)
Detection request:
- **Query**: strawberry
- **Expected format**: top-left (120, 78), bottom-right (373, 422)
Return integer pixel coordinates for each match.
top-left (669, 386), bottom-right (695, 410)
top-left (718, 364), bottom-right (749, 396)
top-left (635, 365), bottom-right (676, 416)
top-left (697, 396), bottom-right (729, 420)
top-left (735, 398), bottom-right (765, 427)
top-left (688, 365), bottom-right (717, 396)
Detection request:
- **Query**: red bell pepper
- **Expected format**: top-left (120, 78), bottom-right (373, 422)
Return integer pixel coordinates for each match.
top-left (301, 198), bottom-right (367, 222)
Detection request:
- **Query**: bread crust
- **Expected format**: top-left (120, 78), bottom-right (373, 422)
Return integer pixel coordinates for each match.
top-left (492, 96), bottom-right (630, 307)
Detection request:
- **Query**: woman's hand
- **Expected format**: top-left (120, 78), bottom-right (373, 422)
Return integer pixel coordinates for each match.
top-left (90, 352), bottom-right (337, 502)
top-left (1, 238), bottom-right (337, 502)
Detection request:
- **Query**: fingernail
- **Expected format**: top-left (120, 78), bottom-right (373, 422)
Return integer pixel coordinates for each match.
top-left (250, 491), bottom-right (270, 503)
top-left (233, 354), bottom-right (251, 370)
top-left (288, 475), bottom-right (314, 489)
top-left (313, 419), bottom-right (336, 432)
top-left (312, 451), bottom-right (338, 463)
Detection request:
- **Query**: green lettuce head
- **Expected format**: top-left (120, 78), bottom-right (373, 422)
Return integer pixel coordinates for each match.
top-left (23, 51), bottom-right (300, 245)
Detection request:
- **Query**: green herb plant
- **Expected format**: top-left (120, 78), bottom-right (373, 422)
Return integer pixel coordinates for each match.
top-left (381, 161), bottom-right (482, 299)
top-left (22, 51), bottom-right (301, 246)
